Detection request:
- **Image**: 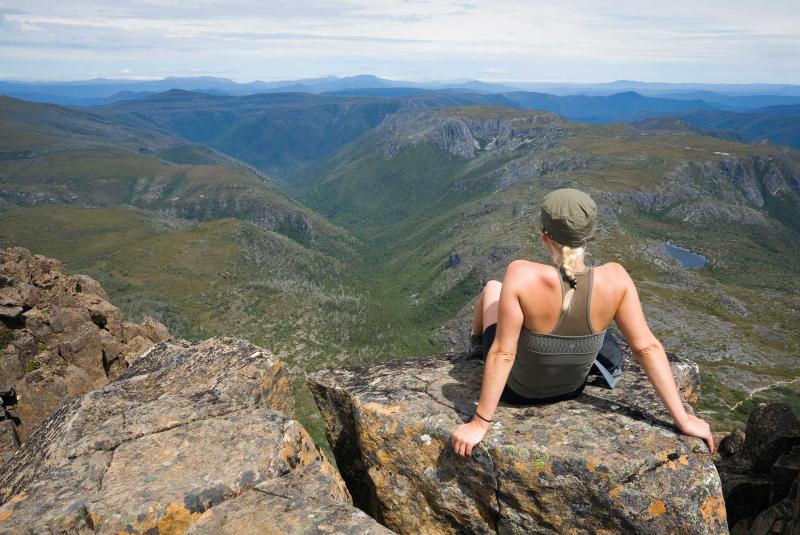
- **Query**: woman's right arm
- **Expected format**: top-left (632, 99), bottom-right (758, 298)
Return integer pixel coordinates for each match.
top-left (611, 264), bottom-right (715, 453)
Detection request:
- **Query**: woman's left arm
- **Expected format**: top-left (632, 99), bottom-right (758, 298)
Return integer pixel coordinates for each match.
top-left (451, 262), bottom-right (526, 458)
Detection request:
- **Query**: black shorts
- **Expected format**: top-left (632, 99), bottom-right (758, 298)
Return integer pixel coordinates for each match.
top-left (482, 323), bottom-right (586, 406)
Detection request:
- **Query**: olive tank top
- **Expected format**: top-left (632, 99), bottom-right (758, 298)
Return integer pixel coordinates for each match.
top-left (506, 266), bottom-right (606, 399)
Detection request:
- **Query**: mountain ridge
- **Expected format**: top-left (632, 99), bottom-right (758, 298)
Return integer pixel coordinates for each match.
top-left (0, 95), bottom-right (356, 258)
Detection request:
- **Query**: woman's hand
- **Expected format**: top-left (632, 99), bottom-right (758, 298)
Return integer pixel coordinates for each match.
top-left (677, 414), bottom-right (715, 454)
top-left (451, 418), bottom-right (491, 458)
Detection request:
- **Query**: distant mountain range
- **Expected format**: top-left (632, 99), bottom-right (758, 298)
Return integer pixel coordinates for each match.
top-left (86, 88), bottom-right (800, 179)
top-left (3, 75), bottom-right (800, 153)
top-left (0, 75), bottom-right (518, 106)
top-left (3, 74), bottom-right (800, 106)
top-left (671, 107), bottom-right (800, 149)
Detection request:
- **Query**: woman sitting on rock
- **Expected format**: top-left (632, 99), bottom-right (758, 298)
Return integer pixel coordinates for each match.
top-left (451, 188), bottom-right (715, 458)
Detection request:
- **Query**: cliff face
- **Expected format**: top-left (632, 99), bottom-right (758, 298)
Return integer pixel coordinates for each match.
top-left (308, 351), bottom-right (727, 534)
top-left (382, 108), bottom-right (569, 159)
top-left (0, 337), bottom-right (391, 534)
top-left (0, 247), bottom-right (170, 458)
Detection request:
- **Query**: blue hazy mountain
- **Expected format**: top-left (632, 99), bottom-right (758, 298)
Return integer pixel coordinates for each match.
top-left (5, 75), bottom-right (800, 108)
top-left (0, 75), bottom-right (516, 106)
top-left (501, 91), bottom-right (718, 123)
top-left (667, 107), bottom-right (800, 149)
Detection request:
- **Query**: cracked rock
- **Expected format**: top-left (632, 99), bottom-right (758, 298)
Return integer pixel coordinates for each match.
top-left (0, 247), bottom-right (171, 458)
top-left (307, 351), bottom-right (727, 534)
top-left (0, 337), bottom-right (388, 534)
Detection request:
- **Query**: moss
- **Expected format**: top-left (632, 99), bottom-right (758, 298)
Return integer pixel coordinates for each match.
top-left (0, 327), bottom-right (12, 346)
top-left (25, 359), bottom-right (40, 373)
top-left (503, 444), bottom-right (528, 461)
top-left (37, 341), bottom-right (47, 352)
top-left (532, 451), bottom-right (551, 468)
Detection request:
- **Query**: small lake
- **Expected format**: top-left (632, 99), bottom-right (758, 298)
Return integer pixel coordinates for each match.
top-left (666, 243), bottom-right (707, 268)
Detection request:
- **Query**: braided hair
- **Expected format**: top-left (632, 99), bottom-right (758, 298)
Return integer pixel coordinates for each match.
top-left (547, 240), bottom-right (585, 313)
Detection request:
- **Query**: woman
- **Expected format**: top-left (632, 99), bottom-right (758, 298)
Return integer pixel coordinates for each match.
top-left (451, 188), bottom-right (714, 458)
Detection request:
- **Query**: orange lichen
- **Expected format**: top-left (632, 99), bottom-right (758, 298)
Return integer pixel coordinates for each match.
top-left (7, 492), bottom-right (27, 504)
top-left (376, 449), bottom-right (393, 465)
top-left (363, 402), bottom-right (401, 416)
top-left (699, 495), bottom-right (727, 525)
top-left (648, 499), bottom-right (666, 517)
top-left (155, 502), bottom-right (199, 535)
top-left (0, 509), bottom-right (12, 523)
top-left (608, 486), bottom-right (621, 498)
top-left (513, 459), bottom-right (553, 477)
top-left (587, 459), bottom-right (597, 473)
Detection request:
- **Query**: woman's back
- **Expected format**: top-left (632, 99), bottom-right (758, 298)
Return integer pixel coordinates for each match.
top-left (508, 262), bottom-right (617, 398)
top-left (513, 260), bottom-right (627, 335)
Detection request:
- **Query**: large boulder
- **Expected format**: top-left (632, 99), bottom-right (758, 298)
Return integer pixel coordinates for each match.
top-left (308, 351), bottom-right (727, 534)
top-left (0, 247), bottom-right (171, 457)
top-left (0, 337), bottom-right (391, 534)
top-left (715, 404), bottom-right (800, 533)
top-left (743, 404), bottom-right (800, 473)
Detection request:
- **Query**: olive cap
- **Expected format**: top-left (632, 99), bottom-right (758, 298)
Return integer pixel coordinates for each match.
top-left (540, 188), bottom-right (598, 247)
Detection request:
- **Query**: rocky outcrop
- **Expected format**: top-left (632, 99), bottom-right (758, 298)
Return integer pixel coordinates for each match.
top-left (604, 154), bottom-right (800, 227)
top-left (0, 247), bottom-right (171, 458)
top-left (383, 109), bottom-right (569, 159)
top-left (308, 351), bottom-right (726, 534)
top-left (159, 193), bottom-right (318, 246)
top-left (715, 404), bottom-right (800, 534)
top-left (0, 337), bottom-right (391, 534)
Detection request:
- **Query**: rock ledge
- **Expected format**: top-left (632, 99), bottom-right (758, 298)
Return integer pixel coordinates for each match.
top-left (308, 351), bottom-right (728, 534)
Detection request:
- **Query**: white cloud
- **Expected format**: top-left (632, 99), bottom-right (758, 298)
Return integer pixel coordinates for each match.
top-left (0, 0), bottom-right (798, 82)
top-left (485, 68), bottom-right (510, 77)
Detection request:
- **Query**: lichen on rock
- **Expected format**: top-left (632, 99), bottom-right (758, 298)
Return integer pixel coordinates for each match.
top-left (0, 337), bottom-right (390, 534)
top-left (308, 351), bottom-right (728, 534)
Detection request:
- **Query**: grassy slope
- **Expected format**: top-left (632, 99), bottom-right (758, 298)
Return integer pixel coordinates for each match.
top-left (0, 94), bottom-right (356, 259)
top-left (93, 90), bottom-right (524, 180)
top-left (0, 205), bottom-right (378, 445)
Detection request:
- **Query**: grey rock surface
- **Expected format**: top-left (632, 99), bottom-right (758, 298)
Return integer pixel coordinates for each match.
top-left (0, 337), bottom-right (389, 534)
top-left (308, 351), bottom-right (727, 534)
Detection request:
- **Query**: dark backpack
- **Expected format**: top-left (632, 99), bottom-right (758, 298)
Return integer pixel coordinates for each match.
top-left (590, 331), bottom-right (624, 388)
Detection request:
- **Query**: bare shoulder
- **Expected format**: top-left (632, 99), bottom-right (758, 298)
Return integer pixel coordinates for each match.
top-left (594, 262), bottom-right (630, 278)
top-left (593, 262), bottom-right (634, 291)
top-left (505, 259), bottom-right (558, 288)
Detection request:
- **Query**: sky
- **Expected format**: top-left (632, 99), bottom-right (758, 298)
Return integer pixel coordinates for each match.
top-left (0, 0), bottom-right (798, 84)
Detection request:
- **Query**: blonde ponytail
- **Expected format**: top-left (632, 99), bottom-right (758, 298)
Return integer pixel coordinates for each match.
top-left (547, 241), bottom-right (585, 313)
